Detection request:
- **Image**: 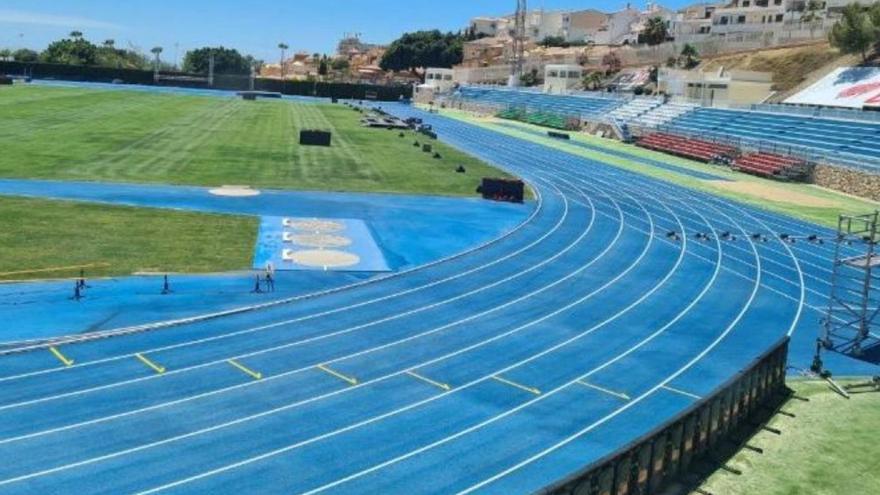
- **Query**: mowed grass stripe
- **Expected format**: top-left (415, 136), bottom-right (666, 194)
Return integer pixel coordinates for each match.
top-left (86, 99), bottom-right (242, 179)
top-left (0, 85), bottom-right (515, 196)
top-left (0, 196), bottom-right (256, 281)
top-left (0, 91), bottom-right (160, 140)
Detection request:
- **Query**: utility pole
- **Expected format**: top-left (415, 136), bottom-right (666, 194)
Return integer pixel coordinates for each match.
top-left (509, 0), bottom-right (527, 87)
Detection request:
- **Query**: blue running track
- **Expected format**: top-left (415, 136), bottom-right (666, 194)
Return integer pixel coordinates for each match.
top-left (0, 101), bottom-right (875, 495)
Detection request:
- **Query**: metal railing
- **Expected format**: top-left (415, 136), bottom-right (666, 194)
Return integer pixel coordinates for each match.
top-left (539, 337), bottom-right (790, 495)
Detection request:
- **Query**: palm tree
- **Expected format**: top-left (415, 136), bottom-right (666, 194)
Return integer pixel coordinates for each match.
top-left (151, 46), bottom-right (163, 71)
top-left (679, 44), bottom-right (699, 69)
top-left (70, 31), bottom-right (83, 40)
top-left (582, 71), bottom-right (604, 91)
top-left (277, 42), bottom-right (289, 79)
top-left (642, 17), bottom-right (668, 48)
top-left (802, 0), bottom-right (823, 37)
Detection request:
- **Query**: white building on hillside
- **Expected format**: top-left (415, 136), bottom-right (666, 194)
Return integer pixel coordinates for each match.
top-left (659, 67), bottom-right (774, 106)
top-left (470, 17), bottom-right (511, 37)
top-left (413, 68), bottom-right (456, 104)
top-left (467, 4), bottom-right (650, 46)
top-left (544, 64), bottom-right (585, 94)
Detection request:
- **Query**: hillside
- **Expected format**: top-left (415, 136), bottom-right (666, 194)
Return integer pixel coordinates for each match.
top-left (700, 42), bottom-right (856, 101)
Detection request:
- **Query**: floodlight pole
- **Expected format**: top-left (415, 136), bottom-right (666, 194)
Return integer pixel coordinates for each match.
top-left (508, 0), bottom-right (527, 87)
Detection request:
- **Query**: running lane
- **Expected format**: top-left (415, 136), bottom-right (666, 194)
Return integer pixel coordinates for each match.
top-left (0, 102), bottom-right (809, 495)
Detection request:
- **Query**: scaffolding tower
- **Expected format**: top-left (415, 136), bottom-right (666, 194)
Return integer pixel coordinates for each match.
top-left (508, 0), bottom-right (527, 87)
top-left (821, 211), bottom-right (880, 356)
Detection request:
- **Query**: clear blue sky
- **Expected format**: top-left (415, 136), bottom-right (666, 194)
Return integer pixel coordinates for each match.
top-left (0, 1), bottom-right (691, 63)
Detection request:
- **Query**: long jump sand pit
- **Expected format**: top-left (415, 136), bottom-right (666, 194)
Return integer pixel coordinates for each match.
top-left (282, 249), bottom-right (360, 268)
top-left (285, 233), bottom-right (353, 249)
top-left (209, 185), bottom-right (261, 197)
top-left (283, 218), bottom-right (346, 233)
top-left (255, 216), bottom-right (390, 272)
top-left (707, 180), bottom-right (836, 208)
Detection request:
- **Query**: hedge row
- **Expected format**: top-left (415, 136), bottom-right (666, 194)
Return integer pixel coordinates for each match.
top-left (0, 61), bottom-right (412, 101)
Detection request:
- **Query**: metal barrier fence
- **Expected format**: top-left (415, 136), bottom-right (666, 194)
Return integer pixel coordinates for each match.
top-left (538, 337), bottom-right (790, 495)
top-left (748, 103), bottom-right (880, 125)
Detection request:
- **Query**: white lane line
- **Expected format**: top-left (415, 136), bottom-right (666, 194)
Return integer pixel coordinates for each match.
top-left (293, 167), bottom-right (728, 495)
top-left (0, 161), bottom-right (547, 356)
top-left (0, 174), bottom-right (641, 487)
top-left (0, 182), bottom-right (572, 409)
top-left (132, 174), bottom-right (689, 495)
top-left (0, 179), bottom-right (607, 445)
top-left (455, 202), bottom-right (764, 495)
top-left (456, 135), bottom-right (810, 494)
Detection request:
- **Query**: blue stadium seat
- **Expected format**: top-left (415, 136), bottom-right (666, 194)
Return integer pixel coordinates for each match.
top-left (667, 107), bottom-right (880, 168)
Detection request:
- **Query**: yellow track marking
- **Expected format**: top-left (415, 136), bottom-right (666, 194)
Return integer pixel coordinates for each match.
top-left (577, 380), bottom-right (631, 401)
top-left (228, 359), bottom-right (262, 380)
top-left (662, 385), bottom-right (702, 400)
top-left (406, 370), bottom-right (452, 391)
top-left (492, 375), bottom-right (540, 395)
top-left (0, 262), bottom-right (110, 277)
top-left (48, 346), bottom-right (74, 367)
top-left (135, 353), bottom-right (166, 374)
top-left (317, 364), bottom-right (357, 385)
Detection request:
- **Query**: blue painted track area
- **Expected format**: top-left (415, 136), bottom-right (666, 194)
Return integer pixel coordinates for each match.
top-left (254, 216), bottom-right (391, 272)
top-left (0, 180), bottom-right (528, 342)
top-left (0, 102), bottom-right (876, 495)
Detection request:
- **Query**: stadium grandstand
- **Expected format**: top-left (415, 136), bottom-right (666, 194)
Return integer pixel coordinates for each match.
top-left (443, 81), bottom-right (880, 180)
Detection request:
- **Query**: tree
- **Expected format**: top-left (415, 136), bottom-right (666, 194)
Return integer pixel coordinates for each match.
top-left (520, 68), bottom-right (540, 87)
top-left (582, 71), bottom-right (604, 90)
top-left (540, 36), bottom-right (569, 48)
top-left (331, 58), bottom-right (350, 72)
top-left (829, 3), bottom-right (875, 62)
top-left (642, 17), bottom-right (668, 47)
top-left (318, 55), bottom-right (329, 77)
top-left (380, 30), bottom-right (464, 79)
top-left (679, 44), bottom-right (700, 69)
top-left (12, 48), bottom-right (39, 63)
top-left (42, 36), bottom-right (98, 65)
top-left (0, 49), bottom-right (10, 62)
top-left (602, 51), bottom-right (622, 75)
top-left (182, 47), bottom-right (254, 75)
top-left (69, 31), bottom-right (83, 40)
top-left (802, 0), bottom-right (824, 36)
top-left (870, 2), bottom-right (880, 31)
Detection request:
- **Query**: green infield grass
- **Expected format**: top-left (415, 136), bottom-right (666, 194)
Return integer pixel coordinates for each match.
top-left (698, 379), bottom-right (880, 495)
top-left (0, 196), bottom-right (256, 281)
top-left (0, 85), bottom-right (512, 197)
